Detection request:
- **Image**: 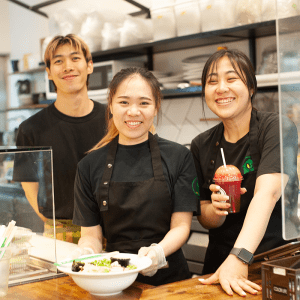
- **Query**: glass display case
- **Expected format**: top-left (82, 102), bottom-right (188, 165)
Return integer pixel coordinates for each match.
top-left (0, 146), bottom-right (77, 286)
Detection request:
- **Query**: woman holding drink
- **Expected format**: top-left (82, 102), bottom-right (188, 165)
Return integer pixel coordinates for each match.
top-left (191, 49), bottom-right (299, 296)
top-left (72, 67), bottom-right (199, 286)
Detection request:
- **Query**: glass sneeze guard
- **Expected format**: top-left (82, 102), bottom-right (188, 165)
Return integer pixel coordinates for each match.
top-left (0, 146), bottom-right (77, 286)
top-left (277, 13), bottom-right (300, 240)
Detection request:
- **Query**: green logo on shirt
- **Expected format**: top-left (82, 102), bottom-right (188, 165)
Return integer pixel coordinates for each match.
top-left (242, 156), bottom-right (254, 174)
top-left (192, 177), bottom-right (200, 197)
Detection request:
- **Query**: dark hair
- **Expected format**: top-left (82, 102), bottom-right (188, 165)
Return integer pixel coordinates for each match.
top-left (201, 49), bottom-right (257, 113)
top-left (44, 34), bottom-right (92, 91)
top-left (89, 67), bottom-right (163, 151)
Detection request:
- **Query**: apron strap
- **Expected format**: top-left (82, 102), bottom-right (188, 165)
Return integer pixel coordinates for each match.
top-left (249, 109), bottom-right (261, 171)
top-left (149, 132), bottom-right (165, 181)
top-left (99, 135), bottom-right (119, 211)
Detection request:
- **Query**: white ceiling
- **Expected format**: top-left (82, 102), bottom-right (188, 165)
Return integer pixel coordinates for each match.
top-left (13, 0), bottom-right (152, 19)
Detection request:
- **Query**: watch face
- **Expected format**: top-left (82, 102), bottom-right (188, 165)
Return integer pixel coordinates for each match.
top-left (239, 248), bottom-right (254, 264)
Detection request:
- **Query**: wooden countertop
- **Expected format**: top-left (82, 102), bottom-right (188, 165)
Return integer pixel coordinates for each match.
top-left (4, 276), bottom-right (152, 300)
top-left (4, 263), bottom-right (263, 300)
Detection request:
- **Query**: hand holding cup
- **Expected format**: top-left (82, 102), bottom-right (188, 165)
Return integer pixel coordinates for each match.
top-left (213, 165), bottom-right (243, 214)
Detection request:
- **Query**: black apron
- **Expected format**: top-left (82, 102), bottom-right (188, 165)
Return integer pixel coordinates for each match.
top-left (98, 133), bottom-right (191, 285)
top-left (202, 109), bottom-right (285, 274)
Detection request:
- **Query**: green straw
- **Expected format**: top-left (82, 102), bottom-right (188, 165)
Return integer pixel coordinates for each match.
top-left (54, 251), bottom-right (119, 267)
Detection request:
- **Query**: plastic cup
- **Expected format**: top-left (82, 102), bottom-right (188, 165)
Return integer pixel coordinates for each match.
top-left (0, 247), bottom-right (11, 297)
top-left (213, 165), bottom-right (243, 213)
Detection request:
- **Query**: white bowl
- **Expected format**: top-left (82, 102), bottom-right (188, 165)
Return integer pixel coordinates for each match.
top-left (57, 253), bottom-right (152, 296)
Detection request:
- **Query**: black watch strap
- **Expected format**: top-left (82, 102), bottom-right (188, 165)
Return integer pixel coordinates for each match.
top-left (230, 248), bottom-right (254, 265)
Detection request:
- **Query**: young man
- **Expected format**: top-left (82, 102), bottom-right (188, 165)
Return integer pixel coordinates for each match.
top-left (14, 34), bottom-right (106, 243)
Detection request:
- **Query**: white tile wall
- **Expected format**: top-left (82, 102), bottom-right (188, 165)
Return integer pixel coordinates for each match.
top-left (156, 97), bottom-right (221, 145)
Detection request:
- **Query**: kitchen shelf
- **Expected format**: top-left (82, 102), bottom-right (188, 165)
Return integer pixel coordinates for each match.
top-left (91, 20), bottom-right (276, 64)
top-left (2, 104), bottom-right (48, 112)
top-left (9, 66), bottom-right (45, 76)
top-left (161, 72), bottom-right (300, 99)
top-left (162, 86), bottom-right (202, 99)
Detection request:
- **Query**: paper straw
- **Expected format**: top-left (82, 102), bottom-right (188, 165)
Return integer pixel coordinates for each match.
top-left (0, 236), bottom-right (5, 248)
top-left (220, 148), bottom-right (226, 167)
top-left (0, 226), bottom-right (17, 260)
top-left (3, 220), bottom-right (16, 241)
top-left (3, 226), bottom-right (17, 248)
top-left (0, 225), bottom-right (6, 237)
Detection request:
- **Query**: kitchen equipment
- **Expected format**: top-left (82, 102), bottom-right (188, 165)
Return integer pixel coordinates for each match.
top-left (11, 60), bottom-right (19, 73)
top-left (10, 227), bottom-right (34, 272)
top-left (16, 80), bottom-right (32, 106)
top-left (57, 253), bottom-right (152, 296)
top-left (262, 254), bottom-right (300, 300)
top-left (16, 80), bottom-right (30, 95)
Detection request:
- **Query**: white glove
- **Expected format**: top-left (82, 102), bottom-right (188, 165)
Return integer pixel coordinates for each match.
top-left (64, 247), bottom-right (94, 262)
top-left (138, 243), bottom-right (167, 277)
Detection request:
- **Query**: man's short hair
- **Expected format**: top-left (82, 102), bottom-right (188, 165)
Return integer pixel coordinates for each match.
top-left (44, 34), bottom-right (92, 68)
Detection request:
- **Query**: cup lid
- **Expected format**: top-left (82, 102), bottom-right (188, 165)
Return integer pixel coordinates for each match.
top-left (213, 165), bottom-right (243, 182)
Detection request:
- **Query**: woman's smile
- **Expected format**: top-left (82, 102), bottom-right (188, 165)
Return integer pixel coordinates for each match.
top-left (125, 121), bottom-right (143, 128)
top-left (215, 97), bottom-right (235, 104)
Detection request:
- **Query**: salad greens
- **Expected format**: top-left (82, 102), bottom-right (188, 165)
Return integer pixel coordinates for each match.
top-left (90, 258), bottom-right (111, 267)
top-left (90, 258), bottom-right (137, 270)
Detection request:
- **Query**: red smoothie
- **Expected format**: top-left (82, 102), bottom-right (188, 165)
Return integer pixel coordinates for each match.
top-left (213, 165), bottom-right (243, 213)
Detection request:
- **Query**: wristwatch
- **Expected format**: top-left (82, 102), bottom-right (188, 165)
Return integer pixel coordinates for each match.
top-left (230, 248), bottom-right (254, 265)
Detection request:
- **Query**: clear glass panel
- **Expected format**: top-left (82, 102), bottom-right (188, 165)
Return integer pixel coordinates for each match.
top-left (276, 8), bottom-right (300, 240)
top-left (0, 147), bottom-right (61, 285)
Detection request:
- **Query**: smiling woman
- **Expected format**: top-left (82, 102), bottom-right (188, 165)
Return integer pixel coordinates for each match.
top-left (191, 49), bottom-right (299, 296)
top-left (109, 74), bottom-right (157, 145)
top-left (71, 67), bottom-right (200, 287)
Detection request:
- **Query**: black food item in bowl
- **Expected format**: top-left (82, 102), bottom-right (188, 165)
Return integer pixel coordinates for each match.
top-left (72, 261), bottom-right (85, 272)
top-left (110, 257), bottom-right (130, 267)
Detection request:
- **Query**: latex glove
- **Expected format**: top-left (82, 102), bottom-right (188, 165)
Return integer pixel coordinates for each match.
top-left (63, 247), bottom-right (94, 262)
top-left (199, 255), bottom-right (261, 296)
top-left (138, 243), bottom-right (167, 277)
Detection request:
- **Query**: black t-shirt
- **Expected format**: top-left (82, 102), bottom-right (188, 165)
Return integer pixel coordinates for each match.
top-left (191, 110), bottom-right (298, 259)
top-left (15, 101), bottom-right (106, 219)
top-left (73, 136), bottom-right (200, 227)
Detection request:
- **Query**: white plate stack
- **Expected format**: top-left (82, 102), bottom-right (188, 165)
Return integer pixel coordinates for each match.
top-left (152, 71), bottom-right (184, 90)
top-left (182, 54), bottom-right (211, 84)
